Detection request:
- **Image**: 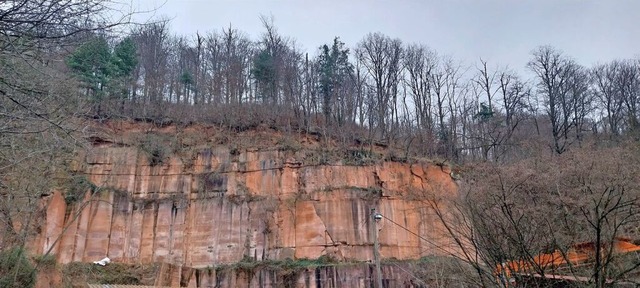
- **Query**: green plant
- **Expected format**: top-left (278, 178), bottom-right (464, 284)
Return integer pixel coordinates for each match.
top-left (33, 253), bottom-right (57, 270)
top-left (0, 247), bottom-right (36, 288)
top-left (64, 175), bottom-right (98, 205)
top-left (343, 148), bottom-right (381, 166)
top-left (61, 262), bottom-right (158, 287)
top-left (276, 137), bottom-right (302, 152)
top-left (305, 148), bottom-right (332, 165)
top-left (273, 257), bottom-right (339, 287)
top-left (136, 133), bottom-right (174, 166)
top-left (384, 149), bottom-right (409, 163)
top-left (234, 255), bottom-right (258, 274)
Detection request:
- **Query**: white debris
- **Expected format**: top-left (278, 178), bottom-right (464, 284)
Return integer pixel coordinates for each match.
top-left (93, 257), bottom-right (111, 266)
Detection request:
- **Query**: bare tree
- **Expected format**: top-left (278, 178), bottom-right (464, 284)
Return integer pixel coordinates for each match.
top-left (427, 57), bottom-right (463, 159)
top-left (1, 2), bottom-right (135, 286)
top-left (528, 46), bottom-right (584, 154)
top-left (567, 149), bottom-right (640, 287)
top-left (296, 52), bottom-right (318, 129)
top-left (221, 26), bottom-right (252, 105)
top-left (444, 60), bottom-right (465, 160)
top-left (473, 58), bottom-right (499, 112)
top-left (0, 0), bottom-right (131, 52)
top-left (567, 63), bottom-right (592, 143)
top-left (252, 15), bottom-right (290, 105)
top-left (1, 0), bottom-right (134, 238)
top-left (430, 60), bottom-right (448, 150)
top-left (403, 44), bottom-right (437, 138)
top-left (280, 44), bottom-right (304, 120)
top-left (466, 66), bottom-right (531, 161)
top-left (592, 61), bottom-right (625, 136)
top-left (174, 35), bottom-right (197, 104)
top-left (618, 60), bottom-right (640, 133)
top-left (202, 31), bottom-right (223, 104)
top-left (427, 145), bottom-right (640, 287)
top-left (133, 21), bottom-right (170, 108)
top-left (356, 32), bottom-right (403, 140)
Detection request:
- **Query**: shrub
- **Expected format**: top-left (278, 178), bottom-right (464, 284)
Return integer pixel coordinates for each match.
top-left (62, 262), bottom-right (157, 286)
top-left (0, 247), bottom-right (36, 288)
top-left (343, 148), bottom-right (381, 166)
top-left (304, 148), bottom-right (332, 166)
top-left (276, 137), bottom-right (302, 152)
top-left (137, 133), bottom-right (171, 166)
top-left (33, 253), bottom-right (57, 270)
top-left (64, 175), bottom-right (97, 205)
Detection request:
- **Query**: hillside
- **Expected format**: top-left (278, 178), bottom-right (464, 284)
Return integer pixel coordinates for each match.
top-left (29, 120), bottom-right (461, 287)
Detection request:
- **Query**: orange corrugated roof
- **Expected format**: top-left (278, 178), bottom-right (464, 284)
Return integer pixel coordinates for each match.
top-left (496, 238), bottom-right (640, 277)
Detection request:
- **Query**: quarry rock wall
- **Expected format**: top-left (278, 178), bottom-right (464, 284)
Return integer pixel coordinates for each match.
top-left (35, 146), bottom-right (458, 272)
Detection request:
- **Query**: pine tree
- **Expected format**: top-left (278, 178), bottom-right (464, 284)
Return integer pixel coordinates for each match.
top-left (110, 37), bottom-right (138, 104)
top-left (251, 49), bottom-right (276, 103)
top-left (67, 37), bottom-right (138, 115)
top-left (111, 37), bottom-right (138, 78)
top-left (317, 37), bottom-right (353, 125)
top-left (66, 37), bottom-right (112, 99)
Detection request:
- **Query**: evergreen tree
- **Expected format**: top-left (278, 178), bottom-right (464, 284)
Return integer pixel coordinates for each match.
top-left (67, 36), bottom-right (138, 114)
top-left (251, 49), bottom-right (277, 103)
top-left (111, 37), bottom-right (138, 78)
top-left (66, 37), bottom-right (112, 99)
top-left (317, 37), bottom-right (353, 125)
top-left (110, 37), bottom-right (138, 104)
top-left (180, 71), bottom-right (194, 100)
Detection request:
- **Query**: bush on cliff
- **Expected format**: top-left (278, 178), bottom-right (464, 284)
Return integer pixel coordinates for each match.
top-left (61, 262), bottom-right (158, 286)
top-left (0, 247), bottom-right (36, 288)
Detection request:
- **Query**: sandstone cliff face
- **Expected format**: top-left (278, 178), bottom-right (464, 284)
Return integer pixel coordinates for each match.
top-left (178, 262), bottom-right (441, 288)
top-left (36, 145), bottom-right (458, 270)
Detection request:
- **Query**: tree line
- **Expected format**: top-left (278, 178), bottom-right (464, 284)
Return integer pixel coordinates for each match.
top-left (68, 17), bottom-right (640, 162)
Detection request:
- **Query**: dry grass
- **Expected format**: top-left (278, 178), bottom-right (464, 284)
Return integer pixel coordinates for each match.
top-left (61, 262), bottom-right (159, 288)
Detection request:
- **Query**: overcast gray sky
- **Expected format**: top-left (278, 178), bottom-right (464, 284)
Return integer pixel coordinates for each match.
top-left (135, 0), bottom-right (639, 74)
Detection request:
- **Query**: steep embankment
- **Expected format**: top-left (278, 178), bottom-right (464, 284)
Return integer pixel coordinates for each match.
top-left (33, 121), bottom-right (460, 286)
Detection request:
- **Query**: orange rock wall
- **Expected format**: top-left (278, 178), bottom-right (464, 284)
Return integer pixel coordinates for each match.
top-left (183, 263), bottom-right (432, 288)
top-left (37, 147), bottom-right (458, 268)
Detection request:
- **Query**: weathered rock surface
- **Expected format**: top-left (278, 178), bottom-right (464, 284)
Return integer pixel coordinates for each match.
top-left (35, 145), bottom-right (458, 271)
top-left (177, 262), bottom-right (441, 288)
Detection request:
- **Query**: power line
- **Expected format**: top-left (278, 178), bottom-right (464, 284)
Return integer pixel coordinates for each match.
top-left (375, 213), bottom-right (463, 286)
top-left (379, 213), bottom-right (457, 257)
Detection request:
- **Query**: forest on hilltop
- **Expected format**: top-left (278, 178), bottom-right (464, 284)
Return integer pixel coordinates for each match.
top-left (55, 16), bottom-right (640, 161)
top-left (1, 1), bottom-right (640, 287)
